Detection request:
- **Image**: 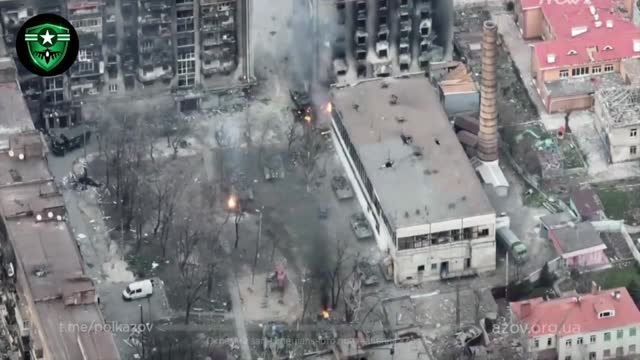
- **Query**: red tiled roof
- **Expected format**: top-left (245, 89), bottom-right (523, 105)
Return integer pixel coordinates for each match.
top-left (511, 288), bottom-right (640, 337)
top-left (525, 0), bottom-right (640, 69)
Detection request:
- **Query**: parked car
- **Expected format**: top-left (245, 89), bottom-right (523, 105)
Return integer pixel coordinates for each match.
top-left (49, 126), bottom-right (91, 156)
top-left (122, 279), bottom-right (154, 301)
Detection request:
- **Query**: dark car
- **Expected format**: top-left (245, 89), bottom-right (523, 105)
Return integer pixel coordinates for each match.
top-left (49, 126), bottom-right (91, 156)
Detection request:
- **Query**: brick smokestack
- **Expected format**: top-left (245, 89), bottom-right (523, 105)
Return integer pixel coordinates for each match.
top-left (478, 20), bottom-right (499, 162)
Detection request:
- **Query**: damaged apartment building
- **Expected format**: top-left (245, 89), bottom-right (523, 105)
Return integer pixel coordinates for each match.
top-left (0, 0), bottom-right (253, 127)
top-left (328, 76), bottom-right (497, 285)
top-left (332, 0), bottom-right (447, 83)
top-left (0, 0), bottom-right (82, 130)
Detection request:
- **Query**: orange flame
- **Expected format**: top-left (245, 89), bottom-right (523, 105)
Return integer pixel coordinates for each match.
top-left (227, 195), bottom-right (237, 210)
top-left (322, 309), bottom-right (330, 319)
top-left (304, 115), bottom-right (312, 123)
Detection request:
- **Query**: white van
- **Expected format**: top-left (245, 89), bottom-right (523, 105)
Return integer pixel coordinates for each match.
top-left (122, 279), bottom-right (153, 301)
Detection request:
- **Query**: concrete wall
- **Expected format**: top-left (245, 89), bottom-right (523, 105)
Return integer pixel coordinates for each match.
top-left (592, 220), bottom-right (640, 265)
top-left (607, 126), bottom-right (640, 163)
top-left (547, 94), bottom-right (592, 113)
top-left (520, 7), bottom-right (544, 39)
top-left (442, 91), bottom-right (479, 116)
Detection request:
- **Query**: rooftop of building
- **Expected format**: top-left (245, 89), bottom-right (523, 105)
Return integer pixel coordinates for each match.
top-left (595, 84), bottom-right (640, 126)
top-left (622, 57), bottom-right (640, 83)
top-left (540, 211), bottom-right (577, 228)
top-left (0, 56), bottom-right (120, 358)
top-left (569, 186), bottom-right (604, 218)
top-left (330, 77), bottom-right (494, 229)
top-left (511, 287), bottom-right (640, 337)
top-left (549, 222), bottom-right (605, 255)
top-left (544, 73), bottom-right (624, 98)
top-left (0, 81), bottom-right (36, 142)
top-left (524, 0), bottom-right (640, 70)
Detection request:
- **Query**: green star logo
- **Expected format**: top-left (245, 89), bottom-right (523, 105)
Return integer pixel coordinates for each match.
top-left (15, 14), bottom-right (79, 77)
top-left (24, 24), bottom-right (71, 72)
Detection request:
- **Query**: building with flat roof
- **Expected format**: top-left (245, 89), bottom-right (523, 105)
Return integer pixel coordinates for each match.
top-left (517, 0), bottom-right (640, 113)
top-left (0, 53), bottom-right (120, 359)
top-left (329, 76), bottom-right (496, 285)
top-left (511, 287), bottom-right (640, 360)
top-left (548, 222), bottom-right (608, 269)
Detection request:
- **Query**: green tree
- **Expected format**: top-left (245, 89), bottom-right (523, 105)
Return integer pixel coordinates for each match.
top-left (538, 263), bottom-right (555, 288)
top-left (628, 279), bottom-right (640, 305)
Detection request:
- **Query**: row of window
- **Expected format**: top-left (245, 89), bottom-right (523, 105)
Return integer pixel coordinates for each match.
top-left (397, 227), bottom-right (490, 250)
top-left (565, 345), bottom-right (636, 360)
top-left (71, 18), bottom-right (100, 28)
top-left (559, 64), bottom-right (614, 78)
top-left (535, 327), bottom-right (636, 349)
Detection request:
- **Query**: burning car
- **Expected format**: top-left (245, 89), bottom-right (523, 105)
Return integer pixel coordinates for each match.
top-left (289, 81), bottom-right (314, 123)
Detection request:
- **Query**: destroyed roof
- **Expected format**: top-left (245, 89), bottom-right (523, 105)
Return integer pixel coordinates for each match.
top-left (569, 186), bottom-right (604, 219)
top-left (544, 73), bottom-right (624, 98)
top-left (331, 77), bottom-right (494, 229)
top-left (540, 211), bottom-right (576, 228)
top-left (526, 0), bottom-right (640, 70)
top-left (439, 64), bottom-right (478, 95)
top-left (549, 222), bottom-right (605, 255)
top-left (0, 82), bottom-right (35, 142)
top-left (595, 84), bottom-right (640, 127)
top-left (511, 287), bottom-right (640, 337)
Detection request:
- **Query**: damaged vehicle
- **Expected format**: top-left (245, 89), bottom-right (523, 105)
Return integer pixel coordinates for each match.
top-left (289, 81), bottom-right (314, 123)
top-left (49, 126), bottom-right (92, 156)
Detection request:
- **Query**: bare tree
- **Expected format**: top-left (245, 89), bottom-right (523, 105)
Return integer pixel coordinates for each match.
top-left (326, 238), bottom-right (355, 309)
top-left (299, 128), bottom-right (324, 192)
top-left (179, 264), bottom-right (206, 325)
top-left (343, 263), bottom-right (362, 323)
top-left (285, 122), bottom-right (301, 155)
top-left (159, 112), bottom-right (192, 159)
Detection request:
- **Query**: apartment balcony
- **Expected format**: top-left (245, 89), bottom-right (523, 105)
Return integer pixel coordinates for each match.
top-left (70, 60), bottom-right (104, 78)
top-left (138, 24), bottom-right (172, 38)
top-left (202, 58), bottom-right (236, 75)
top-left (138, 13), bottom-right (171, 25)
top-left (137, 65), bottom-right (173, 83)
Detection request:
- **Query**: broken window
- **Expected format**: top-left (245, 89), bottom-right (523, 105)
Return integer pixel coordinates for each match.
top-left (463, 227), bottom-right (478, 240)
top-left (631, 146), bottom-right (637, 155)
top-left (177, 35), bottom-right (194, 47)
top-left (378, 49), bottom-right (387, 58)
top-left (400, 63), bottom-right (409, 71)
top-left (479, 228), bottom-right (489, 237)
top-left (379, 15), bottom-right (387, 25)
top-left (357, 18), bottom-right (366, 28)
top-left (176, 9), bottom-right (192, 19)
top-left (357, 1), bottom-right (366, 11)
top-left (356, 50), bottom-right (367, 60)
top-left (177, 19), bottom-right (194, 32)
top-left (78, 61), bottom-right (94, 72)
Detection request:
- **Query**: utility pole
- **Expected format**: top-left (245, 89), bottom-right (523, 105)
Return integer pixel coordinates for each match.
top-left (505, 251), bottom-right (509, 301)
top-left (251, 208), bottom-right (263, 285)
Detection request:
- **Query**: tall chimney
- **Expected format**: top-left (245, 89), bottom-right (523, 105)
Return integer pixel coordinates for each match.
top-left (478, 20), bottom-right (499, 162)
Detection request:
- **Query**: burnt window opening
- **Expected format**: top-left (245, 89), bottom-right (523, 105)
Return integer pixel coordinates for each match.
top-left (400, 0), bottom-right (408, 6)
top-left (400, 13), bottom-right (410, 22)
top-left (357, 65), bottom-right (367, 77)
top-left (379, 16), bottom-right (387, 25)
top-left (357, 36), bottom-right (367, 45)
top-left (357, 18), bottom-right (366, 28)
top-left (378, 49), bottom-right (388, 58)
top-left (356, 50), bottom-right (367, 60)
top-left (400, 62), bottom-right (409, 71)
top-left (421, 27), bottom-right (430, 36)
top-left (421, 42), bottom-right (430, 52)
top-left (400, 29), bottom-right (410, 39)
top-left (337, 69), bottom-right (347, 76)
top-left (379, 33), bottom-right (388, 41)
top-left (357, 1), bottom-right (367, 11)
top-left (336, 2), bottom-right (345, 9)
top-left (420, 9), bottom-right (431, 19)
top-left (399, 45), bottom-right (409, 55)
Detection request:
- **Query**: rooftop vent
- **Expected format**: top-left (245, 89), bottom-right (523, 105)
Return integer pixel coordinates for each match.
top-left (606, 19), bottom-right (613, 28)
top-left (571, 26), bottom-right (588, 37)
top-left (603, 45), bottom-right (613, 51)
top-left (547, 53), bottom-right (556, 64)
top-left (595, 21), bottom-right (602, 28)
top-left (567, 49), bottom-right (578, 55)
top-left (612, 290), bottom-right (621, 299)
top-left (634, 39), bottom-right (640, 52)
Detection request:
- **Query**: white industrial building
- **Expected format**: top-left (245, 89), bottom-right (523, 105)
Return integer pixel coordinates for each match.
top-left (329, 76), bottom-right (497, 285)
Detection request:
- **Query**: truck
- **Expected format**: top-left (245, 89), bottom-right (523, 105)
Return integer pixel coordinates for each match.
top-left (289, 80), bottom-right (314, 123)
top-left (497, 227), bottom-right (528, 264)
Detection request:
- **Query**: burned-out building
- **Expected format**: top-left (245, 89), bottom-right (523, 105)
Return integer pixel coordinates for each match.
top-left (67, 0), bottom-right (104, 98)
top-left (594, 85), bottom-right (640, 163)
top-left (329, 76), bottom-right (497, 285)
top-left (137, 0), bottom-right (174, 84)
top-left (333, 0), bottom-right (447, 82)
top-left (200, 0), bottom-right (238, 78)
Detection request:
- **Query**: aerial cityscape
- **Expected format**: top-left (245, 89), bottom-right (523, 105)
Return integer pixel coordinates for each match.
top-left (2, 0), bottom-right (640, 359)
